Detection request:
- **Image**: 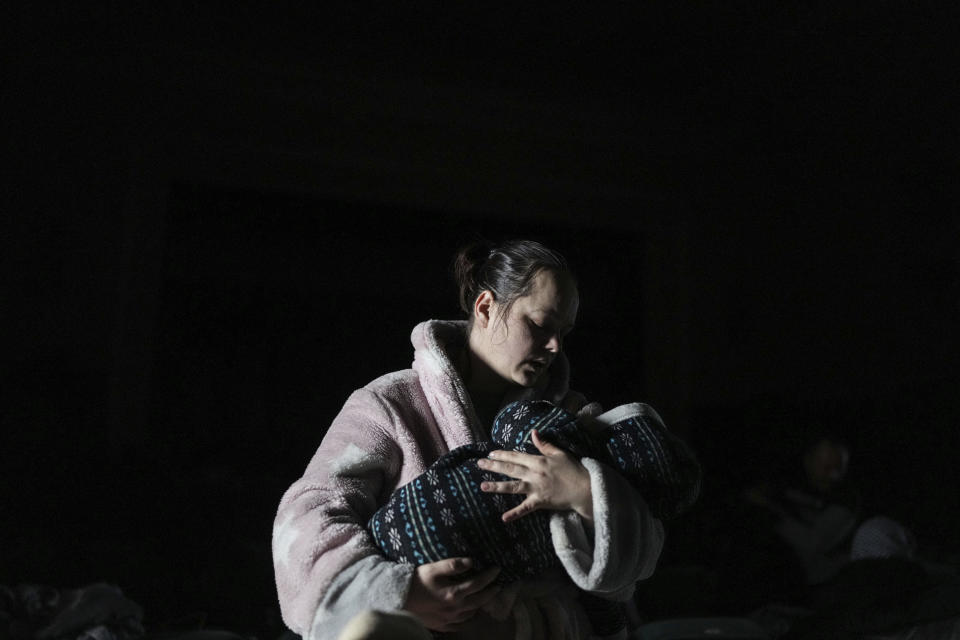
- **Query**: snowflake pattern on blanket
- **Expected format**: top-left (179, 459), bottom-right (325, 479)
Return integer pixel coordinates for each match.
top-left (369, 399), bottom-right (700, 583)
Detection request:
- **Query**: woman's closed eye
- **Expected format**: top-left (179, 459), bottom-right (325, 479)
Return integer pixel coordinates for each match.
top-left (527, 318), bottom-right (549, 335)
top-left (531, 317), bottom-right (574, 338)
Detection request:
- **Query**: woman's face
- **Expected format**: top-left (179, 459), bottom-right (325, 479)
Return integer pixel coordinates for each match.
top-left (475, 269), bottom-right (579, 388)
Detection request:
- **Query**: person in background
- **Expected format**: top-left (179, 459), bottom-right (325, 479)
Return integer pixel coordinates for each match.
top-left (745, 435), bottom-right (861, 585)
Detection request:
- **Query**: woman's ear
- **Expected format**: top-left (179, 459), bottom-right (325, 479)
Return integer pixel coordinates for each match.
top-left (474, 290), bottom-right (495, 329)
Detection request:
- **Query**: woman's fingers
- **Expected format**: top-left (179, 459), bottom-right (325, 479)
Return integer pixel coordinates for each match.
top-left (476, 456), bottom-right (529, 479)
top-left (461, 581), bottom-right (502, 610)
top-left (501, 497), bottom-right (538, 522)
top-left (449, 565), bottom-right (501, 597)
top-left (486, 449), bottom-right (536, 465)
top-left (429, 557), bottom-right (474, 578)
top-left (480, 479), bottom-right (526, 494)
top-left (476, 433), bottom-right (590, 522)
top-left (406, 558), bottom-right (506, 631)
top-left (531, 429), bottom-right (564, 456)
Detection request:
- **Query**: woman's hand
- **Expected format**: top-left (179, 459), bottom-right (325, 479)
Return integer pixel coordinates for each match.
top-left (477, 429), bottom-right (593, 523)
top-left (404, 557), bottom-right (501, 632)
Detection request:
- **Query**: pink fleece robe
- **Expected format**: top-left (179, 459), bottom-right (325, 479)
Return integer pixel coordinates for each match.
top-left (272, 320), bottom-right (664, 640)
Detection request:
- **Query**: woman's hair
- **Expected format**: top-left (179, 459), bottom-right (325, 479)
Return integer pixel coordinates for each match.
top-left (452, 239), bottom-right (574, 325)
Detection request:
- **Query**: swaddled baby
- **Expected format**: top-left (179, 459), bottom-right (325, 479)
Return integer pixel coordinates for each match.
top-left (369, 399), bottom-right (700, 582)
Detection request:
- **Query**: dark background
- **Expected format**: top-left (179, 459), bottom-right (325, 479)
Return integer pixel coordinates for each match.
top-left (4, 4), bottom-right (959, 636)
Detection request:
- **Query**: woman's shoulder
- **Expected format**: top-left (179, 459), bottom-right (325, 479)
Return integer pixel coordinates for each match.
top-left (329, 368), bottom-right (447, 454)
top-left (337, 368), bottom-right (432, 424)
top-left (323, 369), bottom-right (427, 440)
top-left (361, 368), bottom-right (424, 399)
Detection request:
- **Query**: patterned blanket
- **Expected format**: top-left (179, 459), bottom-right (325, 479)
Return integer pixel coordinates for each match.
top-left (369, 399), bottom-right (700, 584)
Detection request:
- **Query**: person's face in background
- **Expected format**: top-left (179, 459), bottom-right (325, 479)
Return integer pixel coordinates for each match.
top-left (475, 269), bottom-right (579, 388)
top-left (803, 438), bottom-right (849, 494)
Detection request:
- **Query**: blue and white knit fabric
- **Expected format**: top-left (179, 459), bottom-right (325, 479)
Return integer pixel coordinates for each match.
top-left (369, 399), bottom-right (700, 583)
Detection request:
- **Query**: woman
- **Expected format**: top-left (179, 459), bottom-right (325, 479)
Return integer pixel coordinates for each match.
top-left (272, 240), bottom-right (665, 639)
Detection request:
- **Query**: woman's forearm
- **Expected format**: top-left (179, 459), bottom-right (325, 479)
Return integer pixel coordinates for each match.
top-left (551, 457), bottom-right (665, 594)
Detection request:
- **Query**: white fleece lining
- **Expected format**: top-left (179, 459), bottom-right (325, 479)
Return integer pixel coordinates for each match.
top-left (577, 402), bottom-right (667, 439)
top-left (550, 457), bottom-right (612, 592)
top-left (592, 402), bottom-right (666, 429)
top-left (549, 457), bottom-right (662, 601)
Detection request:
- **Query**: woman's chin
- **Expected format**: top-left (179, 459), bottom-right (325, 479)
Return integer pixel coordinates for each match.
top-left (515, 368), bottom-right (545, 388)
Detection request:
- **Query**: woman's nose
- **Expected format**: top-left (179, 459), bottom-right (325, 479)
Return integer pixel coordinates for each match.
top-left (545, 334), bottom-right (562, 353)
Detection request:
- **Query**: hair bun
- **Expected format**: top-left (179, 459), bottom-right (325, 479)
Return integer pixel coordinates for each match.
top-left (453, 241), bottom-right (491, 314)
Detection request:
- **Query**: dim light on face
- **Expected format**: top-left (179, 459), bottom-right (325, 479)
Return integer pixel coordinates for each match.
top-left (481, 270), bottom-right (579, 388)
top-left (804, 438), bottom-right (849, 493)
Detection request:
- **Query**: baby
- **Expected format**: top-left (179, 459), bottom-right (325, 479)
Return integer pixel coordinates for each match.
top-left (369, 399), bottom-right (701, 635)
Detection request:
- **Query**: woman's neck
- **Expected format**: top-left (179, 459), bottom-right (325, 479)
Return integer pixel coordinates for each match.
top-left (456, 340), bottom-right (511, 427)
